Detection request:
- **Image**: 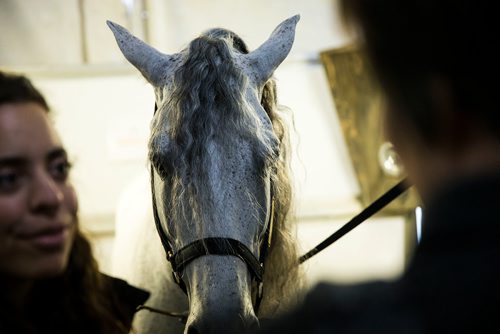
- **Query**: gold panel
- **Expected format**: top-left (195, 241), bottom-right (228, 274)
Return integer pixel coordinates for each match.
top-left (320, 46), bottom-right (420, 214)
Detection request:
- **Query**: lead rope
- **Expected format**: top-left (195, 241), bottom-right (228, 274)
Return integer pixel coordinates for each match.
top-left (136, 305), bottom-right (189, 323)
top-left (299, 178), bottom-right (411, 263)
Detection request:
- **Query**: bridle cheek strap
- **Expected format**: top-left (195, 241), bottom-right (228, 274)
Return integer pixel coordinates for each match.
top-left (147, 103), bottom-right (273, 316)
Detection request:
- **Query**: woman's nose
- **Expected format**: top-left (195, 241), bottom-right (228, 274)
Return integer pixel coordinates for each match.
top-left (30, 170), bottom-right (64, 215)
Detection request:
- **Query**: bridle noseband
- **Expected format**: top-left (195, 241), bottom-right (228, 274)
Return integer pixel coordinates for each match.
top-left (168, 238), bottom-right (265, 283)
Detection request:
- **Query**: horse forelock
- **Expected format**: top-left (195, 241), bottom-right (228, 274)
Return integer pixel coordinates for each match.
top-left (149, 33), bottom-right (278, 218)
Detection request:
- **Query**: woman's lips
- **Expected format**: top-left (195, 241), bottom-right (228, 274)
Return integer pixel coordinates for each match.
top-left (18, 226), bottom-right (70, 250)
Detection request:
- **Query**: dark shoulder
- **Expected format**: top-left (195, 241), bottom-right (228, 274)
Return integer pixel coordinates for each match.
top-left (100, 273), bottom-right (150, 320)
top-left (258, 281), bottom-right (422, 334)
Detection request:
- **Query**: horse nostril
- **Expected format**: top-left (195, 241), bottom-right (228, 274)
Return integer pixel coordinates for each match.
top-left (186, 325), bottom-right (200, 334)
top-left (186, 314), bottom-right (258, 334)
top-left (245, 314), bottom-right (260, 332)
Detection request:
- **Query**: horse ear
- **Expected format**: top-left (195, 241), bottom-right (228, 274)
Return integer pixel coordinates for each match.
top-left (242, 15), bottom-right (300, 84)
top-left (107, 20), bottom-right (173, 86)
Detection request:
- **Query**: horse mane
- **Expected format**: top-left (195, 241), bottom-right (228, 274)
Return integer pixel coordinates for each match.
top-left (148, 29), bottom-right (304, 317)
top-left (258, 79), bottom-right (305, 317)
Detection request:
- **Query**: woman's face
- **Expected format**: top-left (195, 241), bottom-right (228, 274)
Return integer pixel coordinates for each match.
top-left (0, 102), bottom-right (77, 279)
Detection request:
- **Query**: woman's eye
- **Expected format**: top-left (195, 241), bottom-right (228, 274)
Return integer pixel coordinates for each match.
top-left (0, 171), bottom-right (19, 192)
top-left (50, 159), bottom-right (72, 181)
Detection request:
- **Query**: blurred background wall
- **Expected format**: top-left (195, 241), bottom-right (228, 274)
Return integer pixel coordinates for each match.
top-left (0, 0), bottom-right (417, 286)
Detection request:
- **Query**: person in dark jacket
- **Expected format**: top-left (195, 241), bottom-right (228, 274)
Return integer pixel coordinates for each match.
top-left (0, 71), bottom-right (149, 333)
top-left (256, 1), bottom-right (500, 333)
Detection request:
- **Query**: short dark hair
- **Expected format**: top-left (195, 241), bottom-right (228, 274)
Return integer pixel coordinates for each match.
top-left (340, 0), bottom-right (500, 142)
top-left (0, 71), bottom-right (49, 110)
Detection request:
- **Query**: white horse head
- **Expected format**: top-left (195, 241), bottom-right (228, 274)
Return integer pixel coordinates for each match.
top-left (109, 16), bottom-right (301, 333)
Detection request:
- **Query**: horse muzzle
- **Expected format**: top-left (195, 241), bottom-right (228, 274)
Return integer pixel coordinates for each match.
top-left (183, 255), bottom-right (260, 334)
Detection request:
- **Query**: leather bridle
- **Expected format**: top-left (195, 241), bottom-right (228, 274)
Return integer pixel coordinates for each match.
top-left (150, 166), bottom-right (275, 312)
top-left (149, 104), bottom-right (275, 313)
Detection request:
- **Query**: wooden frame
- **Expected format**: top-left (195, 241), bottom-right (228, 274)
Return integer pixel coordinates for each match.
top-left (320, 46), bottom-right (420, 214)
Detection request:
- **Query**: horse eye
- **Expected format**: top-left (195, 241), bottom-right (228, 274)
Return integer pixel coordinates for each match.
top-left (152, 159), bottom-right (170, 180)
top-left (148, 149), bottom-right (166, 179)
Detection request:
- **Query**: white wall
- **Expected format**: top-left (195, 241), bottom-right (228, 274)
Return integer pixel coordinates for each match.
top-left (30, 74), bottom-right (153, 228)
top-left (1, 0), bottom-right (409, 285)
